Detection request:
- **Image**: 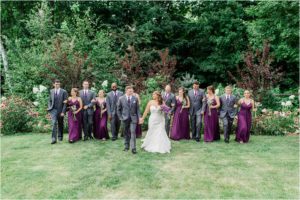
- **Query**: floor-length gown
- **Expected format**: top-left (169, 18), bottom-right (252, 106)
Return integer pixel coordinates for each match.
top-left (93, 100), bottom-right (109, 140)
top-left (141, 105), bottom-right (171, 153)
top-left (68, 99), bottom-right (82, 142)
top-left (136, 124), bottom-right (142, 138)
top-left (235, 102), bottom-right (252, 143)
top-left (204, 98), bottom-right (220, 142)
top-left (170, 98), bottom-right (190, 140)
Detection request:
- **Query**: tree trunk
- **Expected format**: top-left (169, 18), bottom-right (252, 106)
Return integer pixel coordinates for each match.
top-left (0, 37), bottom-right (12, 93)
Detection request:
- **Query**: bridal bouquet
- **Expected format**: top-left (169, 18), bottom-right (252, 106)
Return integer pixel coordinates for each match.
top-left (160, 104), bottom-right (171, 115)
top-left (71, 105), bottom-right (77, 121)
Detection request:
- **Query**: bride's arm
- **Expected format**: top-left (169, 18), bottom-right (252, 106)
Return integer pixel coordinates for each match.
top-left (142, 101), bottom-right (151, 120)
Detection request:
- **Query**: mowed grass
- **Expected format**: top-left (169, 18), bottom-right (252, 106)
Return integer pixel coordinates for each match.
top-left (1, 133), bottom-right (299, 199)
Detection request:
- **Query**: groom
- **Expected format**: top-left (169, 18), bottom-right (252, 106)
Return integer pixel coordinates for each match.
top-left (117, 86), bottom-right (141, 154)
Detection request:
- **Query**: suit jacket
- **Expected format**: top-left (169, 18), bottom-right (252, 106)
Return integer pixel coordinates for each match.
top-left (219, 94), bottom-right (238, 118)
top-left (161, 91), bottom-right (176, 114)
top-left (106, 90), bottom-right (124, 116)
top-left (47, 88), bottom-right (68, 114)
top-left (117, 95), bottom-right (141, 123)
top-left (188, 89), bottom-right (205, 115)
top-left (79, 89), bottom-right (96, 115)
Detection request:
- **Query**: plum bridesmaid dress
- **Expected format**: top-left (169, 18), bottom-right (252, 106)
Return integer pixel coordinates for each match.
top-left (235, 101), bottom-right (252, 143)
top-left (136, 124), bottom-right (142, 138)
top-left (170, 98), bottom-right (190, 140)
top-left (67, 99), bottom-right (82, 142)
top-left (204, 98), bottom-right (220, 142)
top-left (93, 100), bottom-right (109, 140)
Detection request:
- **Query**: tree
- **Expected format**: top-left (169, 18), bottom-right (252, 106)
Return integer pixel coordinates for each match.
top-left (228, 41), bottom-right (283, 101)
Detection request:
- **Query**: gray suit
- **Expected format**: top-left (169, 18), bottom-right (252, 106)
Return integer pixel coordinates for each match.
top-left (219, 94), bottom-right (238, 141)
top-left (188, 89), bottom-right (205, 140)
top-left (161, 91), bottom-right (176, 136)
top-left (106, 90), bottom-right (123, 139)
top-left (79, 89), bottom-right (96, 138)
top-left (117, 95), bottom-right (141, 150)
top-left (47, 88), bottom-right (68, 141)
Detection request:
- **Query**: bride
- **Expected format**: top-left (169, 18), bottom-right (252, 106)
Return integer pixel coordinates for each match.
top-left (140, 91), bottom-right (171, 153)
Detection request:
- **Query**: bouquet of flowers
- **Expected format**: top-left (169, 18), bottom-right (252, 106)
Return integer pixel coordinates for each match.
top-left (100, 103), bottom-right (105, 118)
top-left (180, 98), bottom-right (187, 113)
top-left (160, 104), bottom-right (171, 115)
top-left (71, 105), bottom-right (77, 121)
top-left (207, 98), bottom-right (213, 116)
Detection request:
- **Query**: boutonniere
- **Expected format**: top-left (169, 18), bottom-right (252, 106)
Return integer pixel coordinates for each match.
top-left (133, 100), bottom-right (136, 104)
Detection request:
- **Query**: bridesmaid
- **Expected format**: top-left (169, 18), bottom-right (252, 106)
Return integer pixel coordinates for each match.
top-left (93, 90), bottom-right (109, 140)
top-left (203, 85), bottom-right (220, 142)
top-left (133, 89), bottom-right (142, 138)
top-left (235, 90), bottom-right (255, 143)
top-left (170, 87), bottom-right (190, 140)
top-left (67, 88), bottom-right (83, 143)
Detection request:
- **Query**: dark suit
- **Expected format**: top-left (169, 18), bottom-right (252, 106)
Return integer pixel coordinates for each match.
top-left (161, 91), bottom-right (176, 136)
top-left (79, 89), bottom-right (96, 138)
top-left (106, 90), bottom-right (123, 139)
top-left (117, 95), bottom-right (141, 150)
top-left (47, 88), bottom-right (68, 141)
top-left (188, 89), bottom-right (205, 140)
top-left (219, 94), bottom-right (238, 141)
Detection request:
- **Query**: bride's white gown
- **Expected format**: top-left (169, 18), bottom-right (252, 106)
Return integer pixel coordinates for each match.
top-left (141, 105), bottom-right (171, 153)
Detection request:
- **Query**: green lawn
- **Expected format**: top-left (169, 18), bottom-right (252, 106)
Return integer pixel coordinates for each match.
top-left (1, 133), bottom-right (299, 199)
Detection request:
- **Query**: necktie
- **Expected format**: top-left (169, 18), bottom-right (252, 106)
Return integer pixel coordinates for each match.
top-left (194, 90), bottom-right (197, 97)
top-left (128, 96), bottom-right (131, 104)
top-left (55, 90), bottom-right (57, 96)
top-left (226, 95), bottom-right (230, 104)
top-left (84, 90), bottom-right (87, 97)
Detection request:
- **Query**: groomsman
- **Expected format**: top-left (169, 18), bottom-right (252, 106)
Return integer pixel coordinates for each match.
top-left (117, 86), bottom-right (141, 154)
top-left (106, 82), bottom-right (123, 141)
top-left (188, 81), bottom-right (205, 142)
top-left (219, 86), bottom-right (238, 143)
top-left (161, 84), bottom-right (176, 136)
top-left (79, 80), bottom-right (96, 141)
top-left (47, 79), bottom-right (68, 144)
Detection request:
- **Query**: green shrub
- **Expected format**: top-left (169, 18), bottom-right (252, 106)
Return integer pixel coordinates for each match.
top-left (1, 96), bottom-right (34, 135)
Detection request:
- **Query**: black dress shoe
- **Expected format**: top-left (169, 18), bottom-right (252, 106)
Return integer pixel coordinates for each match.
top-left (58, 138), bottom-right (63, 141)
top-left (89, 136), bottom-right (94, 140)
top-left (83, 137), bottom-right (88, 141)
top-left (112, 137), bottom-right (117, 141)
top-left (132, 149), bottom-right (137, 154)
top-left (225, 140), bottom-right (229, 143)
top-left (123, 148), bottom-right (129, 152)
top-left (51, 140), bottom-right (56, 144)
top-left (69, 140), bottom-right (73, 143)
top-left (195, 138), bottom-right (200, 142)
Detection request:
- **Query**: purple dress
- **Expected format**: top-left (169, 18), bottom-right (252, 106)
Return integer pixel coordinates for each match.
top-left (93, 100), bottom-right (109, 140)
top-left (67, 99), bottom-right (82, 142)
top-left (235, 102), bottom-right (252, 143)
top-left (136, 124), bottom-right (142, 138)
top-left (204, 98), bottom-right (220, 142)
top-left (170, 98), bottom-right (190, 140)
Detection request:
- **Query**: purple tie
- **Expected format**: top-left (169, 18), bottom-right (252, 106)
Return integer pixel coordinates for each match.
top-left (128, 97), bottom-right (130, 104)
top-left (55, 90), bottom-right (58, 96)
